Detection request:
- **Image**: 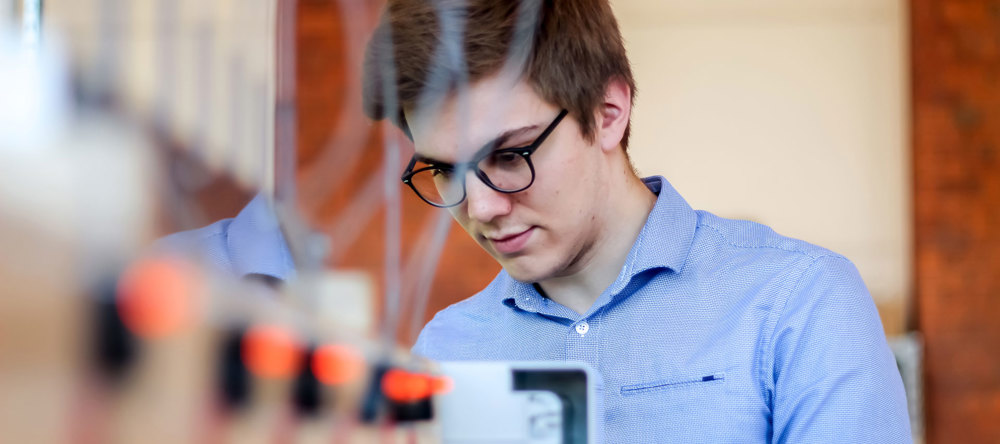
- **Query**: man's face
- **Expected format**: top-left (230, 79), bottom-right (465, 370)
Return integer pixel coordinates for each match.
top-left (405, 75), bottom-right (611, 283)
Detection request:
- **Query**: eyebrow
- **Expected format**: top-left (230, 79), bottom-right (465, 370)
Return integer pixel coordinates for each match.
top-left (414, 124), bottom-right (540, 167)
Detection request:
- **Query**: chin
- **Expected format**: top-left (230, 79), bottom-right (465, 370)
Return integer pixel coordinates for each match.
top-left (499, 256), bottom-right (554, 283)
top-left (503, 268), bottom-right (546, 283)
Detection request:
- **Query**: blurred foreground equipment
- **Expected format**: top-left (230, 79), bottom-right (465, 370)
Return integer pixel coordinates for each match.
top-left (0, 2), bottom-right (601, 443)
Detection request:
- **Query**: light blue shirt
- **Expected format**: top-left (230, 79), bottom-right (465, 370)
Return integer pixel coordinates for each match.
top-left (414, 176), bottom-right (911, 443)
top-left (156, 194), bottom-right (296, 281)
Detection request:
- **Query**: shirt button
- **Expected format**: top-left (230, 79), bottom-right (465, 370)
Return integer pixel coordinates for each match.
top-left (575, 321), bottom-right (589, 336)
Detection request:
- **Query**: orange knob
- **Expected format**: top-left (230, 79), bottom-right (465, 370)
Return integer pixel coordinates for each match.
top-left (313, 343), bottom-right (366, 386)
top-left (117, 257), bottom-right (201, 339)
top-left (242, 324), bottom-right (303, 379)
top-left (381, 369), bottom-right (451, 403)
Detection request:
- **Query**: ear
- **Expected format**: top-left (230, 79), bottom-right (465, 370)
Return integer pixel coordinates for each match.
top-left (596, 77), bottom-right (632, 153)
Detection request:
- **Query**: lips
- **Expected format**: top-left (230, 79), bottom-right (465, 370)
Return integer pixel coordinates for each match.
top-left (486, 227), bottom-right (535, 255)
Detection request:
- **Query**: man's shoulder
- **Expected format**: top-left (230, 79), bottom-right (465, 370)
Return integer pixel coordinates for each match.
top-left (150, 195), bottom-right (293, 281)
top-left (691, 210), bottom-right (876, 336)
top-left (157, 218), bottom-right (232, 247)
top-left (429, 273), bottom-right (510, 324)
top-left (692, 209), bottom-right (842, 262)
top-left (151, 218), bottom-right (236, 271)
top-left (412, 273), bottom-right (510, 358)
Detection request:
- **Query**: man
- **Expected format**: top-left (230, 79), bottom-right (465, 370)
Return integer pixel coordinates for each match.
top-left (362, 0), bottom-right (911, 442)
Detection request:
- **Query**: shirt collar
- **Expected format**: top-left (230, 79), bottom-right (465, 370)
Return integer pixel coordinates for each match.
top-left (226, 194), bottom-right (296, 281)
top-left (624, 175), bottom-right (698, 276)
top-left (500, 175), bottom-right (698, 313)
top-left (500, 278), bottom-right (581, 321)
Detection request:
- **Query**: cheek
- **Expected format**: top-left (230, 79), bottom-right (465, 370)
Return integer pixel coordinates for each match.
top-left (526, 159), bottom-right (596, 233)
top-left (552, 167), bottom-right (605, 250)
top-left (545, 154), bottom-right (598, 210)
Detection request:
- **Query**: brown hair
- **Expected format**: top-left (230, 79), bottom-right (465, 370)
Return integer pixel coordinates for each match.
top-left (362, 0), bottom-right (637, 150)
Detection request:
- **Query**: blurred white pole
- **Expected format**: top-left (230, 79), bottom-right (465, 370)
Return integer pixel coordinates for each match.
top-left (263, 0), bottom-right (277, 198)
top-left (20, 0), bottom-right (39, 47)
top-left (0, 15), bottom-right (69, 152)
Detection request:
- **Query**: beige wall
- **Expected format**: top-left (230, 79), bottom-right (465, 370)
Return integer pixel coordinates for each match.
top-left (615, 0), bottom-right (910, 331)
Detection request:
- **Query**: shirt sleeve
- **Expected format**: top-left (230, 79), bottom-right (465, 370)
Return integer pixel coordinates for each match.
top-left (767, 255), bottom-right (912, 443)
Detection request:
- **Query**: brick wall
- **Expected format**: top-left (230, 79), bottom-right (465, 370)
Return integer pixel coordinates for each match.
top-left (912, 0), bottom-right (1000, 441)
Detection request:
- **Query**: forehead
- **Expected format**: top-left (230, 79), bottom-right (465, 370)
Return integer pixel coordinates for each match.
top-left (405, 75), bottom-right (557, 162)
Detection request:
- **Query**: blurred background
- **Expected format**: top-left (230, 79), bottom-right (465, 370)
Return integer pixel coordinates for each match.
top-left (0, 0), bottom-right (997, 442)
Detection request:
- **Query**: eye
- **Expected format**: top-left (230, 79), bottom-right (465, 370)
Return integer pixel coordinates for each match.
top-left (497, 152), bottom-right (519, 163)
top-left (431, 168), bottom-right (453, 178)
top-left (485, 151), bottom-right (521, 166)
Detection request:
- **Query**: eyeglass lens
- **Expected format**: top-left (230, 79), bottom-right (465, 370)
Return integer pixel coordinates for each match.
top-left (410, 151), bottom-right (533, 206)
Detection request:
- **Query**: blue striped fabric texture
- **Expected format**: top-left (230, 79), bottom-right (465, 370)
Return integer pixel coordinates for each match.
top-left (414, 176), bottom-right (911, 443)
top-left (156, 194), bottom-right (295, 281)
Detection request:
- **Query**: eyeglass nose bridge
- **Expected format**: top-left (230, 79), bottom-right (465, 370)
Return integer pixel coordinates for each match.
top-left (438, 164), bottom-right (500, 209)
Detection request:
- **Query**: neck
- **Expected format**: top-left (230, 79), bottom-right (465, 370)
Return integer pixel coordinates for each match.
top-left (538, 167), bottom-right (655, 315)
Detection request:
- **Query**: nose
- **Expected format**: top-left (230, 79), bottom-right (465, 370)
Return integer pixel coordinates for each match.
top-left (463, 170), bottom-right (512, 223)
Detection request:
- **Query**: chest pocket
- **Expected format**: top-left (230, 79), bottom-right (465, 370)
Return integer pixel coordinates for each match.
top-left (620, 372), bottom-right (726, 396)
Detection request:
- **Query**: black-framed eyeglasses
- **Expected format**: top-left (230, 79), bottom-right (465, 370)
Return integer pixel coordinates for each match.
top-left (401, 109), bottom-right (568, 208)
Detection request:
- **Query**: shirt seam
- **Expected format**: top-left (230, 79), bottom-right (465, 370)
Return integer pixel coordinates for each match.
top-left (755, 254), bottom-right (838, 409)
top-left (697, 221), bottom-right (831, 260)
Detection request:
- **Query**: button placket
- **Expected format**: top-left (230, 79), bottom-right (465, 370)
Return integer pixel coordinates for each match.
top-left (564, 317), bottom-right (596, 364)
